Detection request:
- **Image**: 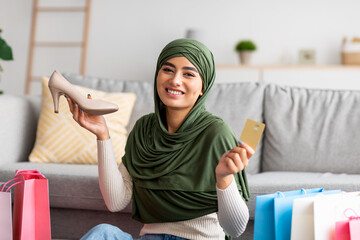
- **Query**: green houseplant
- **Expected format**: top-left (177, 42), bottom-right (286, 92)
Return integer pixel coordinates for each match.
top-left (234, 40), bottom-right (257, 65)
top-left (0, 28), bottom-right (14, 94)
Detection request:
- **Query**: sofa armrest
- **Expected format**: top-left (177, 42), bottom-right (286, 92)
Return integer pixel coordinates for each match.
top-left (0, 95), bottom-right (41, 163)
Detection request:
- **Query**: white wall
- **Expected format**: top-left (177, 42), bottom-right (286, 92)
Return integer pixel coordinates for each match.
top-left (0, 0), bottom-right (32, 94)
top-left (1, 0), bottom-right (360, 95)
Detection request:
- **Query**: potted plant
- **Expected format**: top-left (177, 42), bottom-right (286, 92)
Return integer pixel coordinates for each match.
top-left (235, 40), bottom-right (257, 65)
top-left (0, 28), bottom-right (14, 94)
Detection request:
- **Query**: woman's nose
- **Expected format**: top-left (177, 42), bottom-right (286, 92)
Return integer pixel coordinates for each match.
top-left (169, 73), bottom-right (182, 86)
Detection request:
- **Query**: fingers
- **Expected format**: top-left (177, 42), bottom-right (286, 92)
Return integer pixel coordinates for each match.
top-left (237, 140), bottom-right (255, 158)
top-left (73, 102), bottom-right (80, 121)
top-left (231, 146), bottom-right (251, 161)
top-left (223, 142), bottom-right (254, 173)
top-left (67, 96), bottom-right (74, 113)
top-left (78, 106), bottom-right (85, 126)
top-left (226, 155), bottom-right (244, 173)
top-left (66, 96), bottom-right (81, 123)
top-left (226, 150), bottom-right (247, 172)
top-left (77, 94), bottom-right (92, 127)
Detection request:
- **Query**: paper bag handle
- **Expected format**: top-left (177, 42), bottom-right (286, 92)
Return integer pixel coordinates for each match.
top-left (1, 177), bottom-right (23, 192)
top-left (344, 208), bottom-right (360, 220)
top-left (276, 191), bottom-right (285, 197)
top-left (301, 189), bottom-right (307, 194)
top-left (4, 181), bottom-right (23, 192)
top-left (1, 169), bottom-right (46, 192)
top-left (276, 188), bottom-right (308, 198)
top-left (15, 169), bottom-right (45, 179)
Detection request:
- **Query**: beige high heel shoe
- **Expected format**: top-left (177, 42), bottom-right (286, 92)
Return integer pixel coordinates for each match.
top-left (48, 70), bottom-right (119, 115)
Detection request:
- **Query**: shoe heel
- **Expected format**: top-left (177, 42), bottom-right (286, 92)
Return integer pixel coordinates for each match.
top-left (49, 86), bottom-right (61, 113)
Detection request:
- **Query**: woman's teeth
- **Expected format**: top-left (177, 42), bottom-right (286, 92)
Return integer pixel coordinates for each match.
top-left (167, 89), bottom-right (183, 95)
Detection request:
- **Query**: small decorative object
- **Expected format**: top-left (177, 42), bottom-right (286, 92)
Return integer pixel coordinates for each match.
top-left (342, 37), bottom-right (360, 65)
top-left (0, 28), bottom-right (14, 94)
top-left (235, 40), bottom-right (257, 65)
top-left (298, 49), bottom-right (316, 65)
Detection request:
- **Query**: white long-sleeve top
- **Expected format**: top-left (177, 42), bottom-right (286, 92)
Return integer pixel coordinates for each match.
top-left (97, 139), bottom-right (249, 240)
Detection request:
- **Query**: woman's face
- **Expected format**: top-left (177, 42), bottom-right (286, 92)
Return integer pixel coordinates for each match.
top-left (156, 57), bottom-right (203, 114)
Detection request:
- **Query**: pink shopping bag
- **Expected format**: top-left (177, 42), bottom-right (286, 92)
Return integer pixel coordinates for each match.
top-left (335, 208), bottom-right (360, 240)
top-left (349, 219), bottom-right (360, 239)
top-left (12, 169), bottom-right (51, 240)
top-left (335, 220), bottom-right (350, 240)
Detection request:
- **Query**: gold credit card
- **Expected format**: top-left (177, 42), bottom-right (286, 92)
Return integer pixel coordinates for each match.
top-left (239, 119), bottom-right (265, 151)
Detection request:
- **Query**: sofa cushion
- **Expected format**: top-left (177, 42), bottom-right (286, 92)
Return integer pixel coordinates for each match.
top-left (263, 84), bottom-right (360, 174)
top-left (29, 78), bottom-right (136, 164)
top-left (247, 171), bottom-right (360, 219)
top-left (0, 95), bottom-right (41, 164)
top-left (206, 82), bottom-right (265, 174)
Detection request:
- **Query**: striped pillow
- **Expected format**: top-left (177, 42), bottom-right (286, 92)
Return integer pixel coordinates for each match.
top-left (29, 77), bottom-right (136, 164)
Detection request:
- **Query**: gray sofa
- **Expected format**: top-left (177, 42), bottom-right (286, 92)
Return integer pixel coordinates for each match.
top-left (1, 73), bottom-right (360, 239)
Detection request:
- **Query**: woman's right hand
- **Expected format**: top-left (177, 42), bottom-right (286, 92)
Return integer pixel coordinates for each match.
top-left (67, 94), bottom-right (110, 140)
top-left (215, 141), bottom-right (254, 189)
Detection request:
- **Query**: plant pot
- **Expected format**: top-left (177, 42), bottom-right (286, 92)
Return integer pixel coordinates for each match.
top-left (238, 51), bottom-right (253, 65)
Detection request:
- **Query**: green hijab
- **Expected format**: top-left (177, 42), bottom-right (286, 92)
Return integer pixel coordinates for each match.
top-left (122, 38), bottom-right (250, 224)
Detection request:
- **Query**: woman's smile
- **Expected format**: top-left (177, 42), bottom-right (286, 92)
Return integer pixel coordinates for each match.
top-left (166, 88), bottom-right (184, 96)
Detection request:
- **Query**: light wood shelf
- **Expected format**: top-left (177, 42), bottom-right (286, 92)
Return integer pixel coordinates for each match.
top-left (37, 7), bottom-right (87, 12)
top-left (216, 64), bottom-right (360, 70)
top-left (215, 65), bottom-right (360, 83)
top-left (34, 42), bottom-right (84, 47)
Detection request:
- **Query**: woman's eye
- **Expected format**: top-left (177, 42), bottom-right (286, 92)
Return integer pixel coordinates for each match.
top-left (163, 67), bottom-right (173, 72)
top-left (184, 72), bottom-right (195, 77)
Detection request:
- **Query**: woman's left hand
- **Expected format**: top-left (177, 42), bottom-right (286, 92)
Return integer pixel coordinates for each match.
top-left (215, 142), bottom-right (254, 189)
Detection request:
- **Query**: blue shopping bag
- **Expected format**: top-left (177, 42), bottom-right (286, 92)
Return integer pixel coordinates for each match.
top-left (253, 188), bottom-right (341, 240)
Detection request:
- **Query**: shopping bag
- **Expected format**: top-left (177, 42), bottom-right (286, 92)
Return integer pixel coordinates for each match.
top-left (0, 178), bottom-right (22, 240)
top-left (314, 192), bottom-right (360, 240)
top-left (275, 189), bottom-right (340, 240)
top-left (253, 188), bottom-right (341, 240)
top-left (0, 191), bottom-right (12, 240)
top-left (291, 196), bottom-right (318, 240)
top-left (335, 208), bottom-right (360, 240)
top-left (349, 218), bottom-right (360, 239)
top-left (12, 169), bottom-right (51, 240)
top-left (254, 188), bottom-right (320, 240)
top-left (291, 191), bottom-right (349, 240)
top-left (335, 220), bottom-right (350, 240)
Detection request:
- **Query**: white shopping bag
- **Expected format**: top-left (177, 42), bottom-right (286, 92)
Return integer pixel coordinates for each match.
top-left (0, 190), bottom-right (13, 240)
top-left (313, 192), bottom-right (360, 240)
top-left (0, 178), bottom-right (23, 240)
top-left (291, 196), bottom-right (317, 240)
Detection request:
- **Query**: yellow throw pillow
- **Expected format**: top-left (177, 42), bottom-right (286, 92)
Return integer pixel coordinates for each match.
top-left (29, 77), bottom-right (136, 164)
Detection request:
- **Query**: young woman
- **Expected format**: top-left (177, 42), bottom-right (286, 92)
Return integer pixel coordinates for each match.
top-left (67, 38), bottom-right (253, 240)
